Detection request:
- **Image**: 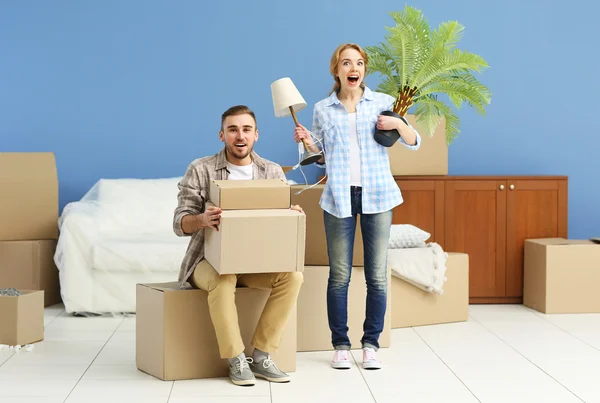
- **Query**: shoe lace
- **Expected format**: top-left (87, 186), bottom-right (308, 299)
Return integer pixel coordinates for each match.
top-left (335, 350), bottom-right (349, 361)
top-left (261, 355), bottom-right (275, 369)
top-left (235, 357), bottom-right (253, 373)
top-left (364, 348), bottom-right (377, 362)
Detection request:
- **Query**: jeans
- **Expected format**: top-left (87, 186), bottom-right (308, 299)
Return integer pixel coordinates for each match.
top-left (323, 186), bottom-right (392, 350)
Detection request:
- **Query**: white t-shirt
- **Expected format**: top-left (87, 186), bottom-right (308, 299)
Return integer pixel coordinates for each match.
top-left (226, 161), bottom-right (253, 180)
top-left (348, 113), bottom-right (362, 186)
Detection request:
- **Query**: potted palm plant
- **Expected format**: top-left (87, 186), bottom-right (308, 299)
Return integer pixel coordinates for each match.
top-left (366, 5), bottom-right (492, 146)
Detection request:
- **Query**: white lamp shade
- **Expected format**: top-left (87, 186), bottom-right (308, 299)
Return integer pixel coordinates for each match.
top-left (271, 77), bottom-right (307, 118)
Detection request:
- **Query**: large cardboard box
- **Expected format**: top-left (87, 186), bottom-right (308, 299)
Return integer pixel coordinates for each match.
top-left (205, 204), bottom-right (305, 274)
top-left (0, 240), bottom-right (61, 307)
top-left (391, 252), bottom-right (469, 328)
top-left (524, 238), bottom-right (600, 314)
top-left (388, 115), bottom-right (448, 176)
top-left (296, 266), bottom-right (391, 351)
top-left (209, 179), bottom-right (290, 210)
top-left (290, 185), bottom-right (364, 266)
top-left (0, 290), bottom-right (44, 346)
top-left (136, 283), bottom-right (296, 381)
top-left (0, 152), bottom-right (59, 241)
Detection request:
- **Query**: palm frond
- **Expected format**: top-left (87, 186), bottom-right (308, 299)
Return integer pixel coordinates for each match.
top-left (411, 20), bottom-right (463, 87)
top-left (415, 48), bottom-right (488, 90)
top-left (364, 45), bottom-right (397, 84)
top-left (387, 6), bottom-right (432, 82)
top-left (431, 21), bottom-right (464, 52)
top-left (414, 95), bottom-right (461, 145)
top-left (417, 73), bottom-right (491, 115)
top-left (413, 98), bottom-right (443, 137)
top-left (376, 76), bottom-right (403, 99)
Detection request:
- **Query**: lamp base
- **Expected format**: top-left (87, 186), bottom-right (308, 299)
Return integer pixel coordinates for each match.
top-left (373, 110), bottom-right (406, 147)
top-left (300, 150), bottom-right (323, 166)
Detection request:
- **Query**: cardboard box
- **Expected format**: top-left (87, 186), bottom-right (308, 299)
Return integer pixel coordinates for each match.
top-left (388, 115), bottom-right (448, 176)
top-left (0, 240), bottom-right (61, 307)
top-left (290, 185), bottom-right (364, 266)
top-left (296, 266), bottom-right (391, 351)
top-left (136, 282), bottom-right (296, 381)
top-left (205, 204), bottom-right (305, 274)
top-left (524, 238), bottom-right (600, 314)
top-left (209, 179), bottom-right (290, 210)
top-left (391, 252), bottom-right (469, 328)
top-left (0, 290), bottom-right (44, 346)
top-left (0, 152), bottom-right (59, 241)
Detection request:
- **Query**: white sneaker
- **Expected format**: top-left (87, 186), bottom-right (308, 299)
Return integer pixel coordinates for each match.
top-left (362, 347), bottom-right (382, 370)
top-left (331, 350), bottom-right (352, 369)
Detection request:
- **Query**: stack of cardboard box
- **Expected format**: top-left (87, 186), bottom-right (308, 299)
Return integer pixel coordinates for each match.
top-left (0, 152), bottom-right (58, 347)
top-left (204, 179), bottom-right (305, 275)
top-left (136, 179), bottom-right (305, 381)
top-left (0, 152), bottom-right (61, 307)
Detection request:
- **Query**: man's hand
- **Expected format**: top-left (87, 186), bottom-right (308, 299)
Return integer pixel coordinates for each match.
top-left (290, 204), bottom-right (304, 214)
top-left (198, 206), bottom-right (222, 231)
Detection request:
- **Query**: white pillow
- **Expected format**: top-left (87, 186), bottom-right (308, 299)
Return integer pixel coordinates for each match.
top-left (388, 224), bottom-right (430, 249)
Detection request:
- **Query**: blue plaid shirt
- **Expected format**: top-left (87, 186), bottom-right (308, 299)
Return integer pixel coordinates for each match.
top-left (311, 86), bottom-right (421, 218)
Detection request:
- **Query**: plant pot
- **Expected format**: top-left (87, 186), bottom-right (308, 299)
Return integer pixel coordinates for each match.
top-left (373, 110), bottom-right (408, 147)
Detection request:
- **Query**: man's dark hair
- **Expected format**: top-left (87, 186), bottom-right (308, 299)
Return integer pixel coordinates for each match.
top-left (221, 105), bottom-right (257, 130)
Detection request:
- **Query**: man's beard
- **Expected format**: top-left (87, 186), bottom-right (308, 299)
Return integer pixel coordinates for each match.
top-left (225, 143), bottom-right (253, 161)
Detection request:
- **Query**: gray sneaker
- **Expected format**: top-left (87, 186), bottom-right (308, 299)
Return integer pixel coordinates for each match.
top-left (229, 357), bottom-right (256, 386)
top-left (250, 356), bottom-right (291, 383)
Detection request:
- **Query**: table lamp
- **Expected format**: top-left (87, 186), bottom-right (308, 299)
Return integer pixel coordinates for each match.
top-left (271, 77), bottom-right (323, 166)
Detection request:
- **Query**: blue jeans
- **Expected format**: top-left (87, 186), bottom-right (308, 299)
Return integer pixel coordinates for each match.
top-left (323, 186), bottom-right (392, 351)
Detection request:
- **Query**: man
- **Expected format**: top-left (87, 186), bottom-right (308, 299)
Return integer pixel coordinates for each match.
top-left (173, 105), bottom-right (304, 386)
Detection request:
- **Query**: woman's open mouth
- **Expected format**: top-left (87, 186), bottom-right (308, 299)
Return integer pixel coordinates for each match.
top-left (347, 75), bottom-right (360, 85)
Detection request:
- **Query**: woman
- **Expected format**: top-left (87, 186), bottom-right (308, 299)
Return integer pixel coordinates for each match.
top-left (293, 43), bottom-right (421, 370)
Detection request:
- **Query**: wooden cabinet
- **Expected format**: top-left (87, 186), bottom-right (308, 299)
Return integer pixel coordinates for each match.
top-left (394, 176), bottom-right (568, 304)
top-left (392, 180), bottom-right (445, 246)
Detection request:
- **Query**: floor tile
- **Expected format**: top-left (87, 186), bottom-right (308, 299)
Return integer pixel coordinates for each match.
top-left (1, 342), bottom-right (104, 367)
top-left (270, 351), bottom-right (375, 402)
top-left (0, 365), bottom-right (88, 380)
top-left (415, 320), bottom-right (582, 403)
top-left (170, 378), bottom-right (270, 397)
top-left (355, 328), bottom-right (479, 403)
top-left (471, 305), bottom-right (599, 402)
top-left (83, 365), bottom-right (164, 381)
top-left (67, 380), bottom-right (173, 399)
top-left (0, 380), bottom-right (78, 398)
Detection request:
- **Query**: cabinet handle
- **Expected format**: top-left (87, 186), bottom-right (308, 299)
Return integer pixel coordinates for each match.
top-left (509, 184), bottom-right (515, 190)
top-left (499, 185), bottom-right (505, 190)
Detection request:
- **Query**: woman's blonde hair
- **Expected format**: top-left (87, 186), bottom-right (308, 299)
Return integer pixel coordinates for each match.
top-left (329, 43), bottom-right (368, 95)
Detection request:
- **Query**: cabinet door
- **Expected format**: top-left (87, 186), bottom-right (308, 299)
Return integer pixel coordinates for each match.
top-left (393, 180), bottom-right (445, 247)
top-left (445, 180), bottom-right (507, 298)
top-left (505, 179), bottom-right (568, 297)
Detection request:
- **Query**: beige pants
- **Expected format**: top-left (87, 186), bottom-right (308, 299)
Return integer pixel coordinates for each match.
top-left (190, 259), bottom-right (304, 359)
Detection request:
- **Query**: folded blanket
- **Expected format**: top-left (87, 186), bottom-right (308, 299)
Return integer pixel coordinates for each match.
top-left (387, 243), bottom-right (448, 294)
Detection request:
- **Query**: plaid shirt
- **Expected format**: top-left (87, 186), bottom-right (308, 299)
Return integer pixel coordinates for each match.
top-left (311, 86), bottom-right (421, 218)
top-left (173, 148), bottom-right (286, 286)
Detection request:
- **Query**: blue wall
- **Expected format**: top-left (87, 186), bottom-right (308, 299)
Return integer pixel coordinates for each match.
top-left (1, 0), bottom-right (598, 239)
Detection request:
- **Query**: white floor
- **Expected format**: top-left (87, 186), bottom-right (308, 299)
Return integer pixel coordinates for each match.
top-left (1, 304), bottom-right (599, 403)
